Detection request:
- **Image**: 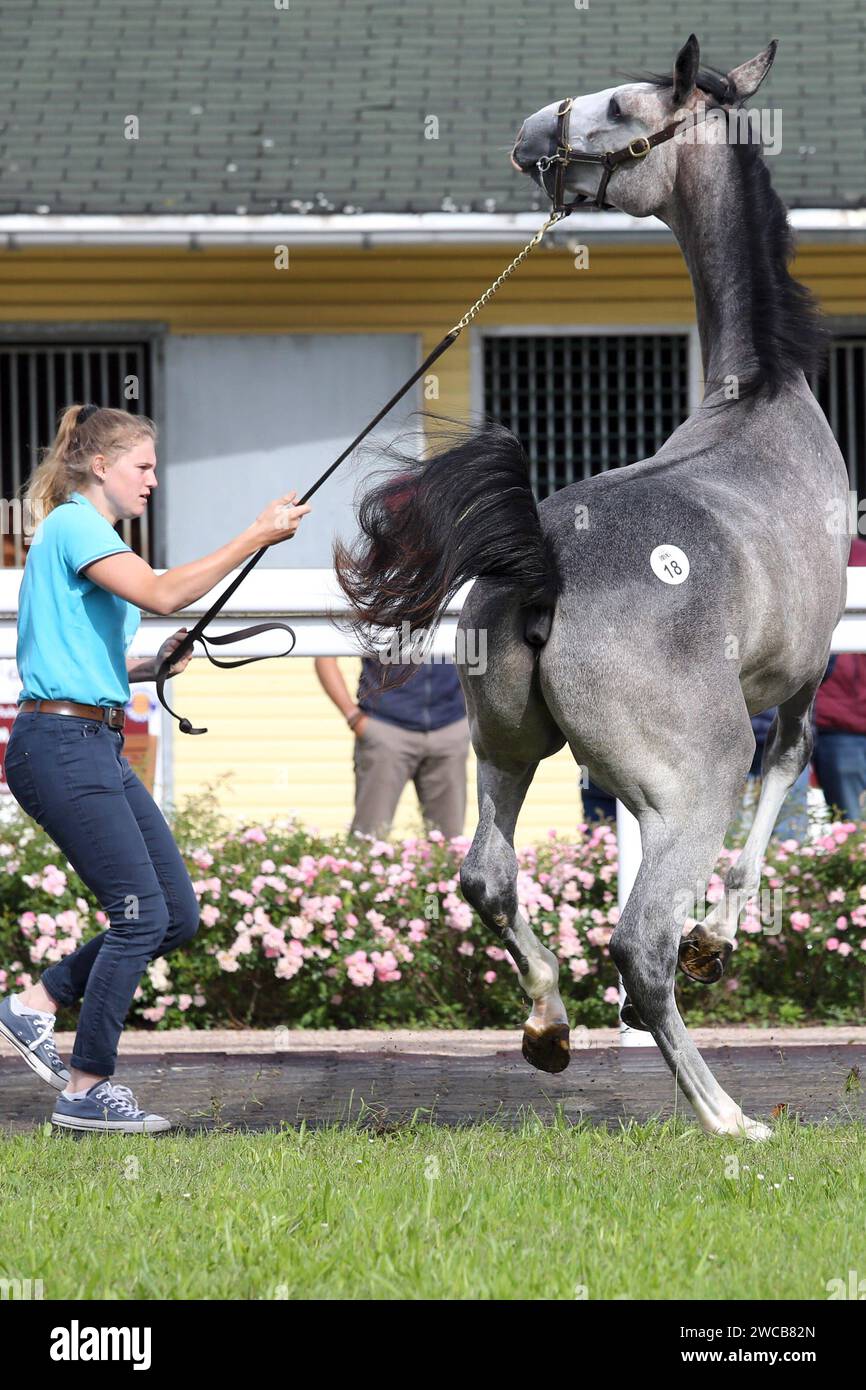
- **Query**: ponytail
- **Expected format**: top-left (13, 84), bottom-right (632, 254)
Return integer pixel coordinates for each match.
top-left (23, 404), bottom-right (156, 523)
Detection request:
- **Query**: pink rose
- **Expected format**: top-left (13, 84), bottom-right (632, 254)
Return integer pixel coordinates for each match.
top-left (370, 950), bottom-right (401, 982)
top-left (345, 950), bottom-right (375, 987)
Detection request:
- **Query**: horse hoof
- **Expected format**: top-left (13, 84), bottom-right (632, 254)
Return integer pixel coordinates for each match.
top-left (678, 930), bottom-right (732, 985)
top-left (705, 1112), bottom-right (773, 1142)
top-left (620, 997), bottom-right (651, 1031)
top-left (522, 1022), bottom-right (571, 1074)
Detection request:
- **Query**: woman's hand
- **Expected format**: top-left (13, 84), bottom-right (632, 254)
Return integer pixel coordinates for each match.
top-left (250, 491), bottom-right (312, 549)
top-left (157, 628), bottom-right (194, 677)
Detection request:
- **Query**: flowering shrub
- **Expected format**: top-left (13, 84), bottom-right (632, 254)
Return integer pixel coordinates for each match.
top-left (1, 792), bottom-right (865, 1030)
top-left (681, 822), bottom-right (866, 1026)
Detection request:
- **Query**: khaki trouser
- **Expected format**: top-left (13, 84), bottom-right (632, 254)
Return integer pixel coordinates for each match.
top-left (351, 715), bottom-right (471, 840)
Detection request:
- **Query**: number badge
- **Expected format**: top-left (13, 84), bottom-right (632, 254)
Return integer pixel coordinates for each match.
top-left (650, 544), bottom-right (690, 585)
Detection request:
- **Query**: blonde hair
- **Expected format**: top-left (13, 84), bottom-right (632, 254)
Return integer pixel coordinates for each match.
top-left (23, 405), bottom-right (157, 520)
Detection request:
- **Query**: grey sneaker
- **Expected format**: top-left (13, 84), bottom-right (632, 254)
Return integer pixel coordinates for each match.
top-left (51, 1081), bottom-right (172, 1134)
top-left (0, 994), bottom-right (70, 1091)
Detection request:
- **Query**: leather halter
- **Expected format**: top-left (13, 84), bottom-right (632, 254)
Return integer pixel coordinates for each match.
top-left (536, 97), bottom-right (689, 212)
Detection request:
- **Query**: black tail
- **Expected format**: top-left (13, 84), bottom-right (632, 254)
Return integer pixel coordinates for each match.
top-left (333, 417), bottom-right (560, 645)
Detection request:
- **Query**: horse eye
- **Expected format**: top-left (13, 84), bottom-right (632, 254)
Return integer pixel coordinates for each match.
top-left (608, 97), bottom-right (622, 120)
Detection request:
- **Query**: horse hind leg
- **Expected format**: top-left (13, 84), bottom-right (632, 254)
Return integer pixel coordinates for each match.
top-left (679, 674), bottom-right (821, 985)
top-left (460, 757), bottom-right (571, 1074)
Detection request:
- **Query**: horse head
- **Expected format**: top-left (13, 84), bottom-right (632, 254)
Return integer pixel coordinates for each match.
top-left (510, 34), bottom-right (777, 218)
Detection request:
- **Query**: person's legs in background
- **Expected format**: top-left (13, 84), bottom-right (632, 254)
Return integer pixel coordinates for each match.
top-left (351, 717), bottom-right (417, 838)
top-left (813, 731), bottom-right (866, 821)
top-left (582, 776), bottom-right (616, 824)
top-left (770, 763), bottom-right (811, 841)
top-left (413, 717), bottom-right (471, 840)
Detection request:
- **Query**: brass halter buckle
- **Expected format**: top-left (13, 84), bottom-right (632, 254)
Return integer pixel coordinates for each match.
top-left (627, 136), bottom-right (651, 159)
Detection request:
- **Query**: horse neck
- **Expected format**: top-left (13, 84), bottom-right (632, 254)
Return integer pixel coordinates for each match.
top-left (661, 142), bottom-right (782, 400)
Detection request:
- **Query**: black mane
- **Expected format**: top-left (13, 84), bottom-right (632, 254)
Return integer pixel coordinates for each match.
top-left (638, 66), bottom-right (829, 398)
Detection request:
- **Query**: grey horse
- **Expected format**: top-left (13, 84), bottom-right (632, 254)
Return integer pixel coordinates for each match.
top-left (335, 36), bottom-right (850, 1140)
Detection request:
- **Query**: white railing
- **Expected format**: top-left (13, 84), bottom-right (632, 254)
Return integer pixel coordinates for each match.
top-left (0, 568), bottom-right (473, 659)
top-left (2, 565), bottom-right (864, 657)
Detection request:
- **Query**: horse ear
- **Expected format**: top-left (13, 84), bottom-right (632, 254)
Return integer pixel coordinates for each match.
top-left (725, 40), bottom-right (778, 102)
top-left (672, 34), bottom-right (700, 104)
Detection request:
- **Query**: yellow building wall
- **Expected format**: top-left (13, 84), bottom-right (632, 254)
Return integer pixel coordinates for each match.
top-left (171, 656), bottom-right (583, 843)
top-left (2, 239), bottom-right (862, 842)
top-left (1, 240), bottom-right (861, 427)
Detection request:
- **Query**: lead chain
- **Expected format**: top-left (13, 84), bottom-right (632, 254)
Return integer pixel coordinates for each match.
top-left (449, 209), bottom-right (570, 335)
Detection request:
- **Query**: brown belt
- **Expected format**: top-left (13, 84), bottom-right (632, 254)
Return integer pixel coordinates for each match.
top-left (17, 699), bottom-right (126, 730)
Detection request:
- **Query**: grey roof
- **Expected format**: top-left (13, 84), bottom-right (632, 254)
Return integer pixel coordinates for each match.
top-left (0, 0), bottom-right (862, 216)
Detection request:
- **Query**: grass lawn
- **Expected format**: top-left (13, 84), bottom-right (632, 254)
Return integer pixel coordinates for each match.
top-left (1, 1114), bottom-right (864, 1300)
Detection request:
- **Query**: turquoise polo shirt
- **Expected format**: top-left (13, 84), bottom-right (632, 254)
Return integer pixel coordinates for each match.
top-left (16, 491), bottom-right (141, 708)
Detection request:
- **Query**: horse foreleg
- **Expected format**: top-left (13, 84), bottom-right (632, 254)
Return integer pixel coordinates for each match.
top-left (612, 803), bottom-right (772, 1140)
top-left (680, 676), bottom-right (821, 984)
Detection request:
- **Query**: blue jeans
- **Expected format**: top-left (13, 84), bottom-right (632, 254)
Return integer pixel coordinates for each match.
top-left (813, 731), bottom-right (866, 821)
top-left (4, 711), bottom-right (199, 1075)
top-left (582, 777), bottom-right (616, 824)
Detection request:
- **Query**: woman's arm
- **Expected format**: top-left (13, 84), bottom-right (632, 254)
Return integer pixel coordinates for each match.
top-left (314, 656), bottom-right (366, 734)
top-left (83, 493), bottom-right (311, 616)
top-left (126, 629), bottom-right (193, 682)
top-left (126, 655), bottom-right (154, 682)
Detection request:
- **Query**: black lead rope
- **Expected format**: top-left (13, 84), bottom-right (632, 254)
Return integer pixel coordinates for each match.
top-left (155, 212), bottom-right (568, 734)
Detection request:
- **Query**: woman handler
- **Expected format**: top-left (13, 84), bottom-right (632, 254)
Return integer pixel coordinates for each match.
top-left (0, 404), bottom-right (310, 1132)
